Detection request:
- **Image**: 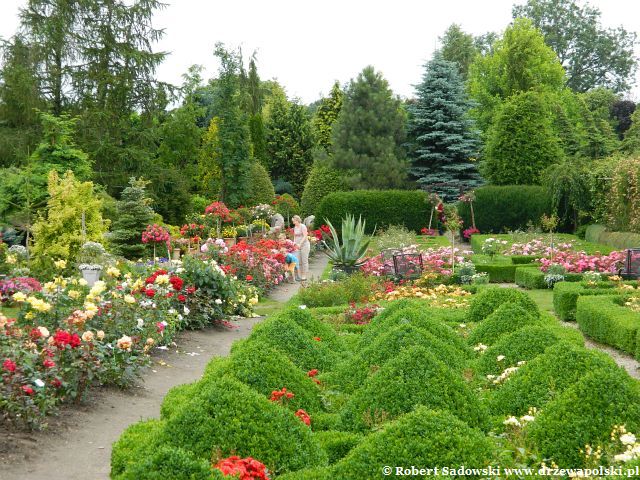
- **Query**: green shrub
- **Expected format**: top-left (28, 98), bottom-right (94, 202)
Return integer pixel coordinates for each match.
top-left (553, 281), bottom-right (622, 321)
top-left (166, 376), bottom-right (327, 474)
top-left (473, 263), bottom-right (518, 283)
top-left (327, 324), bottom-right (467, 394)
top-left (276, 467), bottom-right (334, 480)
top-left (300, 164), bottom-right (349, 217)
top-left (160, 383), bottom-right (199, 420)
top-left (358, 300), bottom-right (470, 356)
top-left (340, 346), bottom-right (487, 432)
top-left (111, 419), bottom-right (165, 477)
top-left (515, 267), bottom-right (547, 289)
top-left (201, 357), bottom-right (231, 381)
top-left (585, 224), bottom-right (607, 244)
top-left (227, 340), bottom-right (323, 413)
top-left (315, 190), bottom-right (434, 234)
top-left (246, 162), bottom-right (276, 206)
top-left (315, 431), bottom-right (363, 464)
top-left (527, 366), bottom-right (640, 467)
top-left (475, 325), bottom-right (560, 376)
top-left (295, 274), bottom-right (378, 307)
top-left (116, 446), bottom-right (219, 480)
top-left (457, 185), bottom-right (551, 233)
top-left (489, 342), bottom-right (616, 416)
top-left (510, 255), bottom-right (539, 264)
top-left (333, 407), bottom-right (494, 478)
top-left (467, 287), bottom-right (540, 323)
top-left (576, 295), bottom-right (640, 356)
top-left (313, 412), bottom-right (341, 431)
top-left (468, 303), bottom-right (539, 346)
top-left (244, 316), bottom-right (341, 371)
top-left (598, 231), bottom-right (640, 250)
top-left (282, 307), bottom-right (346, 353)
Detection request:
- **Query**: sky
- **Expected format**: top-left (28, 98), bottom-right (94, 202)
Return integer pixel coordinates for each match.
top-left (0, 0), bottom-right (639, 103)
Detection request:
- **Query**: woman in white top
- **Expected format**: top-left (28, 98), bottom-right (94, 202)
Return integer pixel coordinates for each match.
top-left (292, 215), bottom-right (310, 281)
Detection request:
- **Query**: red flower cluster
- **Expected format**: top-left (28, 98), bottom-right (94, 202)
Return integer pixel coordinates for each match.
top-left (145, 269), bottom-right (168, 284)
top-left (295, 409), bottom-right (311, 426)
top-left (205, 201), bottom-right (231, 222)
top-left (270, 387), bottom-right (294, 402)
top-left (141, 224), bottom-right (170, 245)
top-left (180, 223), bottom-right (205, 243)
top-left (345, 302), bottom-right (381, 325)
top-left (213, 456), bottom-right (269, 480)
top-left (52, 330), bottom-right (81, 349)
top-left (2, 358), bottom-right (16, 373)
top-left (463, 227), bottom-right (480, 239)
top-left (21, 385), bottom-right (34, 396)
top-left (313, 337), bottom-right (321, 342)
top-left (169, 276), bottom-right (184, 291)
top-left (420, 227), bottom-right (437, 236)
top-left (310, 224), bottom-right (331, 241)
top-left (307, 369), bottom-right (318, 377)
top-left (43, 358), bottom-right (56, 369)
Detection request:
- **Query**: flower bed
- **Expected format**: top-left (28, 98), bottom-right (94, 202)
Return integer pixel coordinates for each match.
top-left (360, 246), bottom-right (469, 277)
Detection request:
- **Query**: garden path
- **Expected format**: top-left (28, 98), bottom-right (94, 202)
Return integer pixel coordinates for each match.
top-left (0, 254), bottom-right (329, 480)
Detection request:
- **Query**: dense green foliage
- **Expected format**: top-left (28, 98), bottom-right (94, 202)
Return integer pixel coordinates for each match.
top-left (245, 162), bottom-right (276, 206)
top-left (439, 24), bottom-right (478, 79)
top-left (457, 185), bottom-right (552, 233)
top-left (315, 190), bottom-right (433, 234)
top-left (300, 162), bottom-right (349, 217)
top-left (313, 82), bottom-right (344, 153)
top-left (330, 67), bottom-right (408, 189)
top-left (467, 303), bottom-right (539, 346)
top-left (467, 286), bottom-right (540, 323)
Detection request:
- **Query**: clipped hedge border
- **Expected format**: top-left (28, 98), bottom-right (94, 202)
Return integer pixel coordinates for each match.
top-left (586, 224), bottom-right (640, 250)
top-left (473, 264), bottom-right (518, 283)
top-left (576, 295), bottom-right (640, 356)
top-left (470, 234), bottom-right (615, 255)
top-left (515, 268), bottom-right (583, 290)
top-left (553, 281), bottom-right (632, 321)
top-left (510, 255), bottom-right (540, 265)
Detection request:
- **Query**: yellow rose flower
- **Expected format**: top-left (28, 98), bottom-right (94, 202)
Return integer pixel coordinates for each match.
top-left (25, 311), bottom-right (34, 320)
top-left (84, 302), bottom-right (99, 318)
top-left (124, 294), bottom-right (136, 304)
top-left (68, 290), bottom-right (81, 300)
top-left (96, 330), bottom-right (105, 340)
top-left (12, 292), bottom-right (27, 302)
top-left (106, 266), bottom-right (121, 278)
top-left (116, 335), bottom-right (132, 351)
top-left (81, 331), bottom-right (94, 342)
top-left (78, 278), bottom-right (88, 286)
top-left (54, 259), bottom-right (67, 270)
top-left (154, 274), bottom-right (170, 286)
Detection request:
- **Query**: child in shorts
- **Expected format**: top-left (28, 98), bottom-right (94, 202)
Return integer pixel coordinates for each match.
top-left (284, 252), bottom-right (300, 283)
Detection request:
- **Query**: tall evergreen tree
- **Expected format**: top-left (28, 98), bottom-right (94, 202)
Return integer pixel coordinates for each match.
top-left (331, 66), bottom-right (408, 189)
top-left (313, 81), bottom-right (344, 152)
top-left (407, 53), bottom-right (482, 201)
top-left (212, 44), bottom-right (252, 207)
top-left (439, 24), bottom-right (478, 80)
top-left (109, 177), bottom-right (155, 259)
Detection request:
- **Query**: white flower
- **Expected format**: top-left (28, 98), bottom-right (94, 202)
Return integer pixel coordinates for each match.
top-left (459, 323), bottom-right (467, 328)
top-left (215, 298), bottom-right (223, 305)
top-left (517, 360), bottom-right (526, 366)
top-left (474, 344), bottom-right (488, 352)
top-left (34, 379), bottom-right (45, 388)
top-left (520, 415), bottom-right (535, 423)
top-left (486, 374), bottom-right (496, 380)
top-left (124, 294), bottom-right (136, 304)
top-left (615, 452), bottom-right (633, 463)
top-left (497, 355), bottom-right (506, 362)
top-left (183, 306), bottom-right (190, 315)
top-left (137, 318), bottom-right (144, 328)
top-left (503, 416), bottom-right (521, 427)
top-left (621, 433), bottom-right (637, 445)
top-left (299, 305), bottom-right (307, 309)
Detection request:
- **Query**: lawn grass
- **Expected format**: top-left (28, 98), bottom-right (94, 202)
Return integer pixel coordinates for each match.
top-left (415, 235), bottom-right (451, 249)
top-left (253, 298), bottom-right (284, 317)
top-left (525, 289), bottom-right (555, 315)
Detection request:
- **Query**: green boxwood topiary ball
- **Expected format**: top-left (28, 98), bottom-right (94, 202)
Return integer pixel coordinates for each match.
top-left (333, 407), bottom-right (494, 479)
top-left (276, 467), bottom-right (334, 480)
top-left (475, 325), bottom-right (560, 376)
top-left (111, 419), bottom-right (165, 477)
top-left (527, 366), bottom-right (640, 467)
top-left (282, 307), bottom-right (347, 354)
top-left (339, 346), bottom-right (487, 432)
top-left (226, 339), bottom-right (323, 413)
top-left (489, 342), bottom-right (617, 416)
top-left (246, 316), bottom-right (341, 371)
top-left (314, 430), bottom-right (363, 464)
top-left (165, 376), bottom-right (328, 474)
top-left (246, 162), bottom-right (276, 207)
top-left (467, 287), bottom-right (539, 323)
top-left (327, 324), bottom-right (467, 394)
top-left (359, 305), bottom-right (470, 355)
top-left (116, 445), bottom-right (220, 480)
top-left (160, 382), bottom-right (199, 420)
top-left (467, 302), bottom-right (539, 347)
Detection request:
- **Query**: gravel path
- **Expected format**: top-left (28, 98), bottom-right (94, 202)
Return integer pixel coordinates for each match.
top-left (0, 254), bottom-right (329, 480)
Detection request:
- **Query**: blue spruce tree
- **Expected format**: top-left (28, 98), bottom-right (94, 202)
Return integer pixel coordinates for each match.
top-left (408, 52), bottom-right (483, 201)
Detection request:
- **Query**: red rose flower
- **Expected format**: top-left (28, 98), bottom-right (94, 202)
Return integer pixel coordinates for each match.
top-left (186, 286), bottom-right (196, 294)
top-left (43, 358), bottom-right (56, 369)
top-left (51, 378), bottom-right (62, 388)
top-left (169, 276), bottom-right (184, 291)
top-left (165, 292), bottom-right (174, 298)
top-left (29, 328), bottom-right (42, 340)
top-left (178, 294), bottom-right (186, 302)
top-left (145, 289), bottom-right (156, 298)
top-left (21, 385), bottom-right (34, 395)
top-left (2, 358), bottom-right (16, 373)
top-left (307, 369), bottom-right (319, 377)
top-left (246, 275), bottom-right (253, 282)
top-left (53, 330), bottom-right (72, 348)
top-left (69, 333), bottom-right (81, 348)
top-left (295, 409), bottom-right (311, 426)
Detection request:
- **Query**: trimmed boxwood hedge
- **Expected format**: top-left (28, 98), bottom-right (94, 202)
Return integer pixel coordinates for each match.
top-left (467, 303), bottom-right (539, 346)
top-left (276, 467), bottom-right (334, 480)
top-left (333, 407), bottom-right (494, 478)
top-left (515, 268), bottom-right (586, 289)
top-left (340, 346), bottom-right (487, 432)
top-left (457, 185), bottom-right (551, 233)
top-left (473, 263), bottom-right (518, 283)
top-left (117, 446), bottom-right (220, 480)
top-left (111, 419), bottom-right (166, 478)
top-left (467, 287), bottom-right (540, 323)
top-left (489, 341), bottom-right (616, 416)
top-left (166, 376), bottom-right (328, 474)
top-left (527, 366), bottom-right (640, 467)
top-left (576, 295), bottom-right (640, 356)
top-left (314, 431), bottom-right (363, 464)
top-left (553, 281), bottom-right (630, 321)
top-left (475, 325), bottom-right (561, 376)
top-left (327, 323), bottom-right (467, 394)
top-left (510, 255), bottom-right (540, 264)
top-left (315, 190), bottom-right (434, 234)
top-left (586, 224), bottom-right (640, 250)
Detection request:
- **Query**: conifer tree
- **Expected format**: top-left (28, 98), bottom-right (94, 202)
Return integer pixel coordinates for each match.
top-left (331, 66), bottom-right (408, 189)
top-left (109, 177), bottom-right (155, 259)
top-left (313, 81), bottom-right (344, 152)
top-left (407, 53), bottom-right (482, 201)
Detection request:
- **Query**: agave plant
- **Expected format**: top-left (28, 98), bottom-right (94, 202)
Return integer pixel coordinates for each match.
top-left (323, 215), bottom-right (372, 272)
